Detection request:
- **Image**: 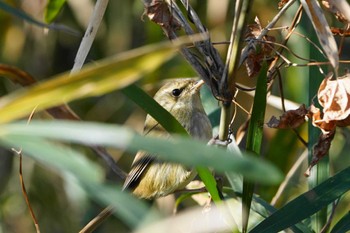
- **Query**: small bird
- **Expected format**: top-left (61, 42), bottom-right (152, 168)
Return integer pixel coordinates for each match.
top-left (122, 78), bottom-right (212, 199)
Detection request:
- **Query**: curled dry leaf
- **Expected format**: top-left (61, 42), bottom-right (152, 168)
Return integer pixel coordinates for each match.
top-left (305, 129), bottom-right (336, 177)
top-left (306, 105), bottom-right (335, 175)
top-left (245, 17), bottom-right (275, 77)
top-left (308, 104), bottom-right (336, 133)
top-left (143, 0), bottom-right (181, 31)
top-left (267, 104), bottom-right (308, 129)
top-left (304, 73), bottom-right (350, 175)
top-left (334, 114), bottom-right (350, 127)
top-left (268, 74), bottom-right (350, 175)
top-left (318, 73), bottom-right (350, 124)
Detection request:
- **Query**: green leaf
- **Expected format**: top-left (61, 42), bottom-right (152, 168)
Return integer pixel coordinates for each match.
top-left (242, 63), bottom-right (268, 232)
top-left (196, 166), bottom-right (222, 201)
top-left (250, 196), bottom-right (313, 233)
top-left (330, 211), bottom-right (350, 233)
top-left (307, 21), bottom-right (330, 231)
top-left (122, 84), bottom-right (187, 135)
top-left (250, 167), bottom-right (350, 233)
top-left (44, 0), bottom-right (66, 23)
top-left (0, 41), bottom-right (179, 124)
top-left (0, 121), bottom-right (283, 184)
top-left (245, 63), bottom-right (267, 155)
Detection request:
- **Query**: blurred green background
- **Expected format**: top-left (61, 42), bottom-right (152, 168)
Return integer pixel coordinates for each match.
top-left (0, 0), bottom-right (350, 232)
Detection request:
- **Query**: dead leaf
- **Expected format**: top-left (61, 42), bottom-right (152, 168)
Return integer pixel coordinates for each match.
top-left (305, 129), bottom-right (336, 176)
top-left (318, 73), bottom-right (350, 123)
top-left (335, 114), bottom-right (350, 126)
top-left (267, 104), bottom-right (308, 129)
top-left (245, 17), bottom-right (275, 77)
top-left (144, 0), bottom-right (181, 31)
top-left (308, 104), bottom-right (336, 133)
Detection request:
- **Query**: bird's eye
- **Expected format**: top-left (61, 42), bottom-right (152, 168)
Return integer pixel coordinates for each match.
top-left (171, 88), bottom-right (182, 97)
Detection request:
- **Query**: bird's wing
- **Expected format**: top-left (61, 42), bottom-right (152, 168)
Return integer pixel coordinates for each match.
top-left (122, 151), bottom-right (154, 190)
top-left (123, 121), bottom-right (171, 191)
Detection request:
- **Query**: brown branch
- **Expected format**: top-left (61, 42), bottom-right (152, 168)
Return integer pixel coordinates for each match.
top-left (79, 206), bottom-right (114, 233)
top-left (13, 148), bottom-right (41, 233)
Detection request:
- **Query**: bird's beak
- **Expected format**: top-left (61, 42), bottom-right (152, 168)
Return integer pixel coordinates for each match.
top-left (191, 80), bottom-right (205, 93)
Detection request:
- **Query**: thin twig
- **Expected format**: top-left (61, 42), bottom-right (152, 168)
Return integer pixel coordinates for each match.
top-left (320, 198), bottom-right (340, 233)
top-left (291, 31), bottom-right (327, 59)
top-left (276, 69), bottom-right (286, 113)
top-left (239, 0), bottom-right (297, 65)
top-left (271, 149), bottom-right (308, 206)
top-left (276, 69), bottom-right (308, 147)
top-left (260, 40), bottom-right (315, 63)
top-left (79, 206), bottom-right (114, 233)
top-left (13, 147), bottom-right (41, 233)
top-left (337, 24), bottom-right (350, 56)
top-left (218, 0), bottom-right (251, 142)
top-left (267, 4), bottom-right (302, 81)
top-left (13, 106), bottom-right (42, 233)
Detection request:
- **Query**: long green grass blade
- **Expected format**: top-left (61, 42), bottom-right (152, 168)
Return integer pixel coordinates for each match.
top-left (250, 167), bottom-right (350, 233)
top-left (242, 64), bottom-right (268, 232)
top-left (121, 84), bottom-right (187, 135)
top-left (250, 196), bottom-right (313, 233)
top-left (196, 166), bottom-right (222, 201)
top-left (307, 17), bottom-right (330, 231)
top-left (0, 121), bottom-right (282, 184)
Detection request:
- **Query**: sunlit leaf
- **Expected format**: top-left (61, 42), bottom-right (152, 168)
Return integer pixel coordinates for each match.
top-left (0, 41), bottom-right (179, 124)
